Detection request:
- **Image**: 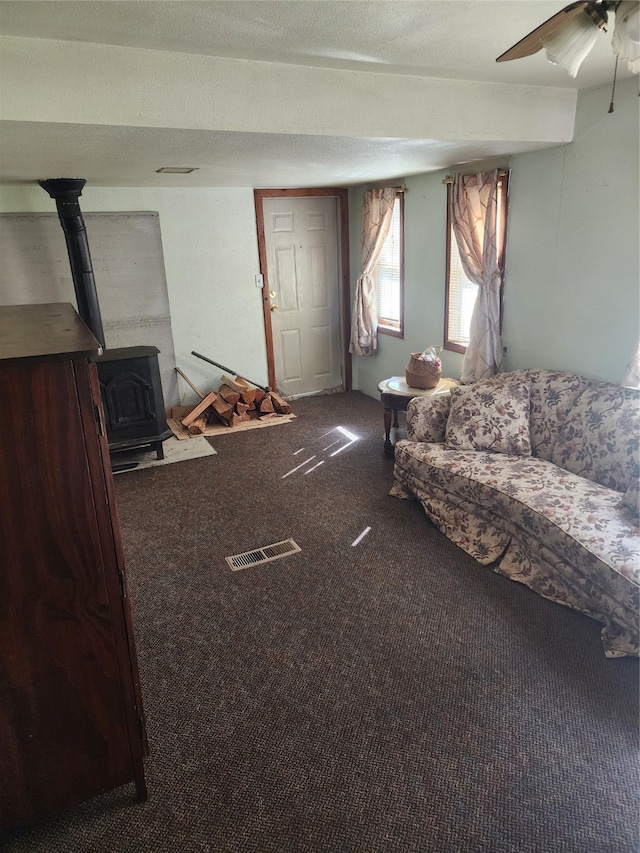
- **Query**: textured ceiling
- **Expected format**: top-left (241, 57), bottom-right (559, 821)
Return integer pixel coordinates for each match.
top-left (0, 1), bottom-right (633, 187)
top-left (0, 1), bottom-right (626, 87)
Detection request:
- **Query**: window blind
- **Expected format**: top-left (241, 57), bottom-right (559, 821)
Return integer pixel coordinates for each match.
top-left (447, 227), bottom-right (478, 346)
top-left (374, 198), bottom-right (401, 329)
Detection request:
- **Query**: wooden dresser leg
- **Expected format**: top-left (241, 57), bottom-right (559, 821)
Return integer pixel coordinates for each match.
top-left (135, 774), bottom-right (148, 803)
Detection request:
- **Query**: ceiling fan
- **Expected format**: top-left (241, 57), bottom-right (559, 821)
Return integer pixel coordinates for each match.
top-left (496, 1), bottom-right (640, 78)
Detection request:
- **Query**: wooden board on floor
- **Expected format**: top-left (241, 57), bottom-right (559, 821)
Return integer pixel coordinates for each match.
top-left (166, 410), bottom-right (296, 440)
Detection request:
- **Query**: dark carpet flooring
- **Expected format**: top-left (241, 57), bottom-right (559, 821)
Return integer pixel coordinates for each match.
top-left (3, 391), bottom-right (638, 852)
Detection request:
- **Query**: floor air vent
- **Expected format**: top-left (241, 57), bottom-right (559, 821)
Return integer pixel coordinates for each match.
top-left (226, 538), bottom-right (301, 571)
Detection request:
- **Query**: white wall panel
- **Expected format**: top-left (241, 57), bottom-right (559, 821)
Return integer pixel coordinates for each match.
top-left (0, 211), bottom-right (179, 405)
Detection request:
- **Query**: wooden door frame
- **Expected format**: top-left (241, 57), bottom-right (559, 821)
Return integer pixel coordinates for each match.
top-left (254, 188), bottom-right (351, 393)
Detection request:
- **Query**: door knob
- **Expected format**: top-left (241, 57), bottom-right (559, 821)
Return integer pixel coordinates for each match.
top-left (270, 304), bottom-right (278, 312)
top-left (269, 290), bottom-right (277, 298)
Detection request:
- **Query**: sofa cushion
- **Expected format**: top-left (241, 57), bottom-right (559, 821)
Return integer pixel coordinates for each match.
top-left (445, 379), bottom-right (531, 456)
top-left (407, 393), bottom-right (451, 443)
top-left (525, 370), bottom-right (595, 461)
top-left (551, 382), bottom-right (640, 492)
top-left (469, 369), bottom-right (595, 461)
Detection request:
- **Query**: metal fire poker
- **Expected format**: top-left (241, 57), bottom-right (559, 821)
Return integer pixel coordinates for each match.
top-left (191, 351), bottom-right (270, 393)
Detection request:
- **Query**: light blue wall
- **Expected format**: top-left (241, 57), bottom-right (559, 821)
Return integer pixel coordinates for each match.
top-left (1, 78), bottom-right (636, 401)
top-left (349, 173), bottom-right (463, 399)
top-left (350, 75), bottom-right (639, 398)
top-left (504, 75), bottom-right (639, 382)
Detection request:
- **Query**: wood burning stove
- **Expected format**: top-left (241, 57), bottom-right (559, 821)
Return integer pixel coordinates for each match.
top-left (40, 178), bottom-right (171, 459)
top-left (96, 346), bottom-right (172, 459)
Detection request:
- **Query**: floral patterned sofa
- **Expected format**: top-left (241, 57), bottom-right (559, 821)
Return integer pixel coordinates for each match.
top-left (390, 369), bottom-right (640, 657)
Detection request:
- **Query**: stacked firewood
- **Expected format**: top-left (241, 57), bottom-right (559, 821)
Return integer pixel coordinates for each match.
top-left (177, 370), bottom-right (292, 435)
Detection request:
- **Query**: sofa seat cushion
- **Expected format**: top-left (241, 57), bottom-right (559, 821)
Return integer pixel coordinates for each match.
top-left (393, 439), bottom-right (640, 613)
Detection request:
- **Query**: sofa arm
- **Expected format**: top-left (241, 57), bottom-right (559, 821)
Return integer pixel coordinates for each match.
top-left (406, 393), bottom-right (451, 443)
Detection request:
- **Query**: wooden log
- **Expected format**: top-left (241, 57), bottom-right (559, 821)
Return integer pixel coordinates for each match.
top-left (181, 391), bottom-right (217, 427)
top-left (236, 402), bottom-right (250, 416)
top-left (235, 375), bottom-right (255, 390)
top-left (210, 393), bottom-right (234, 425)
top-left (269, 391), bottom-right (292, 414)
top-left (218, 384), bottom-right (241, 406)
top-left (220, 374), bottom-right (252, 395)
top-left (220, 373), bottom-right (267, 404)
top-left (239, 387), bottom-right (257, 405)
top-left (229, 411), bottom-right (251, 427)
top-left (254, 388), bottom-right (266, 404)
top-left (259, 394), bottom-right (274, 414)
top-left (187, 413), bottom-right (209, 435)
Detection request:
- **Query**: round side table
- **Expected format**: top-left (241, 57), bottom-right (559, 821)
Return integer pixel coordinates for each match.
top-left (378, 376), bottom-right (458, 457)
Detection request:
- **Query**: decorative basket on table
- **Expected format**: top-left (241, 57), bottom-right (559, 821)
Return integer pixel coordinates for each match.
top-left (405, 346), bottom-right (442, 389)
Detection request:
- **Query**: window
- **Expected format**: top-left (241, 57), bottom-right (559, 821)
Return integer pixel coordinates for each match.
top-left (373, 192), bottom-right (404, 337)
top-left (444, 175), bottom-right (508, 353)
top-left (445, 231), bottom-right (479, 351)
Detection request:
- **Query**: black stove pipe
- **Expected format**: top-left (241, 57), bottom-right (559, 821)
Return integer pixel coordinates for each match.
top-left (39, 178), bottom-right (105, 346)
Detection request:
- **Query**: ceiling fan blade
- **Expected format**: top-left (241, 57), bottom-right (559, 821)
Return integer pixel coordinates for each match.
top-left (496, 1), bottom-right (590, 62)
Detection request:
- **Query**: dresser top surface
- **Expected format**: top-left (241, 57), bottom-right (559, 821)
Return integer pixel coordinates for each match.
top-left (0, 303), bottom-right (102, 364)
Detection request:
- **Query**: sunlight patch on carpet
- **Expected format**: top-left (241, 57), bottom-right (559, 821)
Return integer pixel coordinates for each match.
top-left (351, 526), bottom-right (371, 546)
top-left (284, 425), bottom-right (360, 478)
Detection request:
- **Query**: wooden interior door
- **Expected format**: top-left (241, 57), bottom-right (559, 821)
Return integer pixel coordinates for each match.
top-left (255, 189), bottom-right (351, 397)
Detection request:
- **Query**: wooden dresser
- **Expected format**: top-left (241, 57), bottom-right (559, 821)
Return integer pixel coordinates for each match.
top-left (0, 303), bottom-right (147, 828)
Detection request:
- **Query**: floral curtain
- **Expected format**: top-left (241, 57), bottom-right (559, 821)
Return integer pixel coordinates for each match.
top-left (451, 169), bottom-right (506, 384)
top-left (349, 187), bottom-right (397, 357)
